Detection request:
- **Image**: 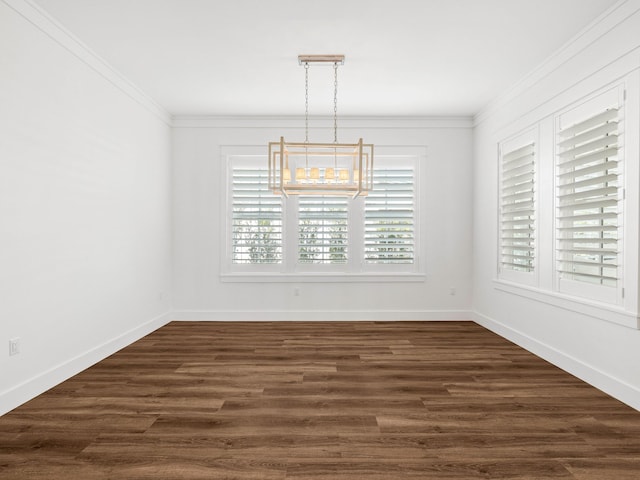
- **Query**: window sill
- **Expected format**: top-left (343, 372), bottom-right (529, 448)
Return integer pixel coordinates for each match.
top-left (221, 273), bottom-right (426, 283)
top-left (493, 279), bottom-right (639, 330)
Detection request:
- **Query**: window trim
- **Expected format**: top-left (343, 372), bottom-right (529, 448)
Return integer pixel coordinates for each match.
top-left (493, 278), bottom-right (639, 329)
top-left (220, 272), bottom-right (426, 283)
top-left (553, 86), bottom-right (624, 305)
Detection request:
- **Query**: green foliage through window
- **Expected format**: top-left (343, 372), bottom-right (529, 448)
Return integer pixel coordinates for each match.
top-left (298, 196), bottom-right (348, 263)
top-left (232, 168), bottom-right (282, 264)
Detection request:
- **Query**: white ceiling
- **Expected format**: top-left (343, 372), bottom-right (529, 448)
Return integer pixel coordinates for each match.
top-left (33, 0), bottom-right (619, 117)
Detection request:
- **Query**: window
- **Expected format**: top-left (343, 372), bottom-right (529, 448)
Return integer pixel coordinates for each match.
top-left (230, 160), bottom-right (283, 265)
top-left (365, 167), bottom-right (414, 264)
top-left (298, 196), bottom-right (348, 264)
top-left (498, 129), bottom-right (537, 285)
top-left (556, 105), bottom-right (621, 297)
top-left (224, 150), bottom-right (422, 279)
top-left (494, 83), bottom-right (635, 327)
top-left (500, 143), bottom-right (535, 273)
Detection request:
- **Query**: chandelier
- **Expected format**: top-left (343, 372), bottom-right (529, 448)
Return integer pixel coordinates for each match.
top-left (268, 55), bottom-right (373, 197)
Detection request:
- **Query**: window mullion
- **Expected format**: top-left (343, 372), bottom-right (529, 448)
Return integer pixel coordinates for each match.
top-left (349, 196), bottom-right (365, 272)
top-left (284, 196), bottom-right (299, 272)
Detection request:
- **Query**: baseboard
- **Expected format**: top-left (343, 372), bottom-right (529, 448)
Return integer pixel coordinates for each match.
top-left (0, 311), bottom-right (171, 416)
top-left (473, 311), bottom-right (640, 412)
top-left (171, 310), bottom-right (473, 322)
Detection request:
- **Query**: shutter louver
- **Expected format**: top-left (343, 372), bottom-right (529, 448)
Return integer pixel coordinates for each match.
top-left (298, 196), bottom-right (348, 263)
top-left (556, 108), bottom-right (620, 286)
top-left (500, 143), bottom-right (535, 272)
top-left (364, 168), bottom-right (415, 264)
top-left (231, 167), bottom-right (282, 264)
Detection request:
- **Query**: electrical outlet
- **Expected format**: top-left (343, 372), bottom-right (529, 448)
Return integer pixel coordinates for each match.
top-left (449, 287), bottom-right (456, 296)
top-left (294, 287), bottom-right (300, 296)
top-left (9, 338), bottom-right (20, 356)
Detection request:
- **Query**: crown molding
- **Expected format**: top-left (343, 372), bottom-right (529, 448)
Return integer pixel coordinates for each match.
top-left (474, 0), bottom-right (640, 126)
top-left (3, 0), bottom-right (172, 125)
top-left (171, 115), bottom-right (473, 129)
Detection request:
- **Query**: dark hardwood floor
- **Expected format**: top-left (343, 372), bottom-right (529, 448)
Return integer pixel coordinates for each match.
top-left (1, 321), bottom-right (639, 479)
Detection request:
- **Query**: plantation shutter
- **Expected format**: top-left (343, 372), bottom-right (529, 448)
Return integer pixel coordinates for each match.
top-left (298, 196), bottom-right (348, 263)
top-left (500, 143), bottom-right (535, 272)
top-left (556, 108), bottom-right (620, 286)
top-left (364, 167), bottom-right (414, 264)
top-left (231, 167), bottom-right (282, 264)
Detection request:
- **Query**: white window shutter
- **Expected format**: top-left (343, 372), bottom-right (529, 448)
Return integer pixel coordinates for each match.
top-left (298, 196), bottom-right (348, 263)
top-left (556, 108), bottom-right (620, 286)
top-left (500, 143), bottom-right (535, 272)
top-left (231, 167), bottom-right (282, 264)
top-left (364, 167), bottom-right (415, 264)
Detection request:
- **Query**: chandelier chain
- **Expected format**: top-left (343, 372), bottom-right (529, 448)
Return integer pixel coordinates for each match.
top-left (333, 62), bottom-right (338, 143)
top-left (304, 62), bottom-right (309, 144)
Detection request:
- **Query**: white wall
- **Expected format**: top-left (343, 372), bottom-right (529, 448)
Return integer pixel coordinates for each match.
top-left (172, 117), bottom-right (473, 320)
top-left (0, 0), bottom-right (172, 415)
top-left (472, 0), bottom-right (640, 410)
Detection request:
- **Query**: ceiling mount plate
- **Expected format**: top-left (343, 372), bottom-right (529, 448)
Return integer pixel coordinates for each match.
top-left (298, 54), bottom-right (345, 65)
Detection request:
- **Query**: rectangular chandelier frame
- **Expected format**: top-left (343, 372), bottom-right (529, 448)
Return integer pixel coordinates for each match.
top-left (268, 137), bottom-right (374, 197)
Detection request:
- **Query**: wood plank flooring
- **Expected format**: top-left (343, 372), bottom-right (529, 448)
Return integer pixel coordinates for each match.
top-left (1, 321), bottom-right (639, 479)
